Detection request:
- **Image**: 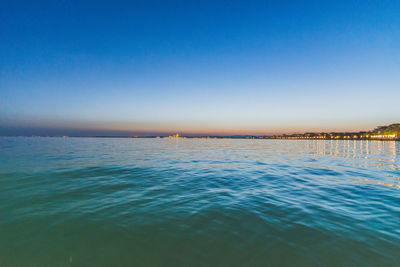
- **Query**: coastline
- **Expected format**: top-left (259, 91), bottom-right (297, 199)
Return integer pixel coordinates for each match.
top-left (1, 135), bottom-right (399, 141)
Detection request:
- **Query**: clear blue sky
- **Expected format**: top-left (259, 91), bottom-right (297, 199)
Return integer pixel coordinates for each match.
top-left (1, 0), bottom-right (399, 136)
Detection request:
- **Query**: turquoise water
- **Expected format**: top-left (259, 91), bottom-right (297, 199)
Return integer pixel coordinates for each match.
top-left (0, 137), bottom-right (399, 266)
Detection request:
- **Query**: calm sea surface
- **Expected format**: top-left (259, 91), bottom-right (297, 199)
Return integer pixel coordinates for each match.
top-left (0, 137), bottom-right (399, 266)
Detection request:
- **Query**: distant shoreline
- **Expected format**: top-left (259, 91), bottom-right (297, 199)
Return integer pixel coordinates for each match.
top-left (1, 136), bottom-right (399, 141)
top-left (1, 123), bottom-right (399, 141)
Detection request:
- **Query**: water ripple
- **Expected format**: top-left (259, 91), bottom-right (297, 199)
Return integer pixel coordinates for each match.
top-left (0, 138), bottom-right (399, 266)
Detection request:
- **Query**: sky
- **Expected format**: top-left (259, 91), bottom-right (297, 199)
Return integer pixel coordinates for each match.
top-left (1, 0), bottom-right (399, 136)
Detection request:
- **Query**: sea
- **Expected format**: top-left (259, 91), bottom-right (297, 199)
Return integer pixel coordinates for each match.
top-left (0, 137), bottom-right (399, 266)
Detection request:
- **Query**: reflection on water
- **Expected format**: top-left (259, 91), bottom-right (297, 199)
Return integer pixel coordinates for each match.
top-left (303, 139), bottom-right (397, 158)
top-left (302, 140), bottom-right (398, 171)
top-left (0, 138), bottom-right (399, 266)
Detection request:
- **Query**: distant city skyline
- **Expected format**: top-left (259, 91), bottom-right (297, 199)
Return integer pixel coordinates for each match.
top-left (1, 1), bottom-right (400, 136)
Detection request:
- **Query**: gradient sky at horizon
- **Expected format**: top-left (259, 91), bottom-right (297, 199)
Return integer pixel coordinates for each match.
top-left (1, 0), bottom-right (399, 136)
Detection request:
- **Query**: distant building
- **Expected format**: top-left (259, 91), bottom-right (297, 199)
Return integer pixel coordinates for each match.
top-left (163, 133), bottom-right (186, 139)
